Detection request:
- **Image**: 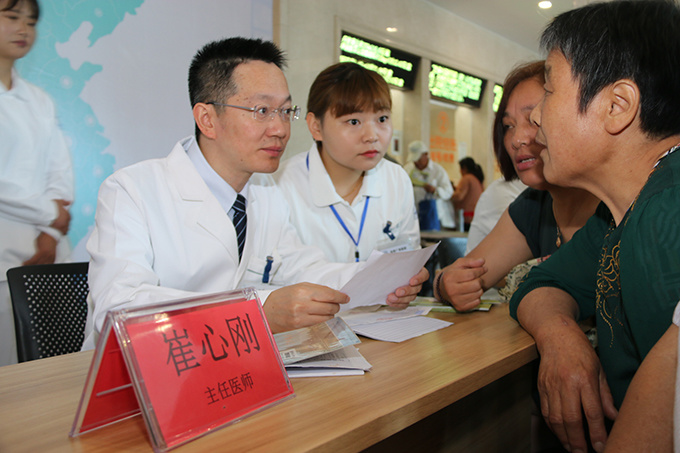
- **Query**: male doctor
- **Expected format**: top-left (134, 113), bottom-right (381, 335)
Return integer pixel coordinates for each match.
top-left (83, 37), bottom-right (427, 347)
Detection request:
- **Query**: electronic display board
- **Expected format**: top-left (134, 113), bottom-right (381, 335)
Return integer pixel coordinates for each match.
top-left (340, 32), bottom-right (420, 90)
top-left (492, 84), bottom-right (503, 112)
top-left (429, 62), bottom-right (487, 108)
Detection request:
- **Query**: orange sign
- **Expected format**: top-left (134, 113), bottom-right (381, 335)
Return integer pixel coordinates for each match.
top-left (70, 289), bottom-right (293, 452)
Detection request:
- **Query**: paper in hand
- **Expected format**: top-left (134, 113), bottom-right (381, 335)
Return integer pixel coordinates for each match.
top-left (339, 243), bottom-right (438, 311)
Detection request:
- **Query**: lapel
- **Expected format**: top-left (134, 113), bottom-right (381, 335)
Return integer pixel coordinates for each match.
top-left (166, 144), bottom-right (241, 266)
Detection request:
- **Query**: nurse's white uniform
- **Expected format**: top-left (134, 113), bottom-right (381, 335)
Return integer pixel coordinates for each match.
top-left (0, 70), bottom-right (74, 366)
top-left (274, 144), bottom-right (420, 263)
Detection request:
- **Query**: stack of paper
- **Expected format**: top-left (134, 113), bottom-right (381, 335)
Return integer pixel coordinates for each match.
top-left (273, 317), bottom-right (372, 377)
top-left (339, 306), bottom-right (452, 342)
top-left (409, 294), bottom-right (499, 313)
top-left (284, 346), bottom-right (372, 377)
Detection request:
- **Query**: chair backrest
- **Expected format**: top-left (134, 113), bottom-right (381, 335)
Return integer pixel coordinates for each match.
top-left (437, 236), bottom-right (469, 269)
top-left (6, 262), bottom-right (89, 363)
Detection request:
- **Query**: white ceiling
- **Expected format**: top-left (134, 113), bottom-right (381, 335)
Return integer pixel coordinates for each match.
top-left (425, 0), bottom-right (582, 53)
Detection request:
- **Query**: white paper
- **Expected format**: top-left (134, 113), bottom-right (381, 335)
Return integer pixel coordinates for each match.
top-left (286, 346), bottom-right (372, 371)
top-left (274, 317), bottom-right (360, 365)
top-left (482, 287), bottom-right (503, 302)
top-left (285, 345), bottom-right (372, 378)
top-left (286, 368), bottom-right (365, 378)
top-left (339, 243), bottom-right (438, 311)
top-left (339, 306), bottom-right (432, 328)
top-left (352, 316), bottom-right (452, 343)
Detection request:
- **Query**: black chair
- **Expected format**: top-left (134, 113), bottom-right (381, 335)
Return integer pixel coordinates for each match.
top-left (6, 262), bottom-right (89, 362)
top-left (437, 236), bottom-right (469, 269)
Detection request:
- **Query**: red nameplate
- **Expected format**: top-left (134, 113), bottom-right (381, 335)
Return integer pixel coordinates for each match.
top-left (70, 289), bottom-right (294, 452)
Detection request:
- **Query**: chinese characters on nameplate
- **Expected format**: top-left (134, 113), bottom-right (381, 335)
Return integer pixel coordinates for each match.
top-left (70, 289), bottom-right (294, 452)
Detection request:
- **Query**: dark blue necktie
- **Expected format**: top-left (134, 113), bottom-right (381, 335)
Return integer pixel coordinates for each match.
top-left (232, 194), bottom-right (247, 262)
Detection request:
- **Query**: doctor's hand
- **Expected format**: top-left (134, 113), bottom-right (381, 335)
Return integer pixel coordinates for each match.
top-left (264, 283), bottom-right (349, 334)
top-left (385, 267), bottom-right (429, 309)
top-left (437, 257), bottom-right (487, 311)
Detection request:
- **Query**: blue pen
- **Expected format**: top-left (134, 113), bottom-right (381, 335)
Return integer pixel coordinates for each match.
top-left (262, 256), bottom-right (273, 283)
top-left (383, 221), bottom-right (395, 240)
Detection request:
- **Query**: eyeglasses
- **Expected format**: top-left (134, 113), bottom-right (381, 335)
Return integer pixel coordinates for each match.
top-left (207, 102), bottom-right (301, 122)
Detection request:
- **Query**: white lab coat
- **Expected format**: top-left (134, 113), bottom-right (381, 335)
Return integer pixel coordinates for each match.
top-left (274, 144), bottom-right (420, 263)
top-left (0, 70), bottom-right (73, 366)
top-left (0, 70), bottom-right (73, 278)
top-left (403, 159), bottom-right (455, 228)
top-left (403, 159), bottom-right (454, 205)
top-left (83, 137), bottom-right (360, 347)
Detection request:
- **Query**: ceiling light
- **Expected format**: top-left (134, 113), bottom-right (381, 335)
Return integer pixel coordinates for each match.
top-left (538, 1), bottom-right (552, 8)
top-left (386, 27), bottom-right (398, 33)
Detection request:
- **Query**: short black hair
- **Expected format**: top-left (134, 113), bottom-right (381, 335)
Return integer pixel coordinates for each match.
top-left (459, 157), bottom-right (484, 184)
top-left (541, 0), bottom-right (680, 140)
top-left (1, 0), bottom-right (40, 20)
top-left (188, 37), bottom-right (287, 137)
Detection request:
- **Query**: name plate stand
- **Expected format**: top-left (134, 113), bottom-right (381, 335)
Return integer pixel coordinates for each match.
top-left (70, 289), bottom-right (294, 452)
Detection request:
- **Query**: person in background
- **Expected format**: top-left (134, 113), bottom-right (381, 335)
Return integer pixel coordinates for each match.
top-left (465, 177), bottom-right (527, 253)
top-left (83, 38), bottom-right (427, 348)
top-left (274, 62), bottom-right (420, 263)
top-left (435, 60), bottom-right (599, 311)
top-left (450, 157), bottom-right (484, 231)
top-left (509, 2), bottom-right (680, 451)
top-left (404, 141), bottom-right (454, 231)
top-left (0, 0), bottom-right (74, 366)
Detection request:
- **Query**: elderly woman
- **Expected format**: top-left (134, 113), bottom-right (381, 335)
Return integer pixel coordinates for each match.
top-left (434, 60), bottom-right (599, 311)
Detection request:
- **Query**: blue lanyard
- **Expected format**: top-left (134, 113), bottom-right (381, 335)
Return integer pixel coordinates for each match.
top-left (307, 152), bottom-right (370, 262)
top-left (330, 198), bottom-right (370, 262)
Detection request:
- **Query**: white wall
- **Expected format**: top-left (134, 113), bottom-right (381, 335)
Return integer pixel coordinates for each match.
top-left (18, 0), bottom-right (273, 259)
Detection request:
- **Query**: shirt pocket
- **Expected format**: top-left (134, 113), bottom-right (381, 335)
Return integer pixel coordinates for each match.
top-left (242, 249), bottom-right (283, 289)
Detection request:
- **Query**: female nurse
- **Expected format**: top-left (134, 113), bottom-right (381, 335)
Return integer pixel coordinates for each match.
top-left (274, 62), bottom-right (419, 263)
top-left (0, 0), bottom-right (74, 366)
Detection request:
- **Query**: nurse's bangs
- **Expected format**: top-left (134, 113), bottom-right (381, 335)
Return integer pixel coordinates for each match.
top-left (328, 74), bottom-right (392, 118)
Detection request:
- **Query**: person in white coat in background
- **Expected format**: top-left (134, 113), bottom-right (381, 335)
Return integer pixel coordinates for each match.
top-left (465, 177), bottom-right (527, 254)
top-left (274, 62), bottom-right (420, 263)
top-left (83, 37), bottom-right (427, 348)
top-left (403, 141), bottom-right (454, 231)
top-left (0, 0), bottom-right (74, 366)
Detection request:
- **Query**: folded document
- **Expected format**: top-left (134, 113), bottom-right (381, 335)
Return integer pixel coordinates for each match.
top-left (273, 318), bottom-right (372, 377)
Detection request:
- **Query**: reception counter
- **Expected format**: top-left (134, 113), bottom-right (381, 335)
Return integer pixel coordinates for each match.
top-left (0, 304), bottom-right (537, 452)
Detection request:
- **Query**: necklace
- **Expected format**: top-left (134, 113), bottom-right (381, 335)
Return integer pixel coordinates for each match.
top-left (555, 225), bottom-right (562, 248)
top-left (338, 174), bottom-right (364, 201)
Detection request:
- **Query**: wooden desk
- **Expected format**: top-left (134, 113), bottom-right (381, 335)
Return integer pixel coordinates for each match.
top-left (0, 304), bottom-right (537, 453)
